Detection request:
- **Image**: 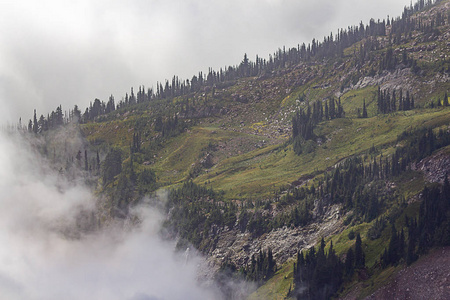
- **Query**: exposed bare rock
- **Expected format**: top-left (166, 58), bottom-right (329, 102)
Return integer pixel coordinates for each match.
top-left (363, 247), bottom-right (450, 300)
top-left (351, 68), bottom-right (413, 93)
top-left (412, 150), bottom-right (450, 184)
top-left (204, 205), bottom-right (344, 278)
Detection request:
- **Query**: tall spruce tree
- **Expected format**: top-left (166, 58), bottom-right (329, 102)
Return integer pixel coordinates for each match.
top-left (354, 233), bottom-right (365, 268)
top-left (362, 99), bottom-right (368, 118)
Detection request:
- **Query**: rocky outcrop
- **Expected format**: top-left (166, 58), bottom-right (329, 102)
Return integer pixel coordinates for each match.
top-left (341, 68), bottom-right (414, 97)
top-left (412, 149), bottom-right (450, 184)
top-left (202, 204), bottom-right (344, 277)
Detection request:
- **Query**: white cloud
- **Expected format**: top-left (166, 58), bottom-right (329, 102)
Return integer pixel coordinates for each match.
top-left (0, 131), bottom-right (218, 300)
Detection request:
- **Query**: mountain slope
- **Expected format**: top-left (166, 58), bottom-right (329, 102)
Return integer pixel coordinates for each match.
top-left (21, 0), bottom-right (450, 299)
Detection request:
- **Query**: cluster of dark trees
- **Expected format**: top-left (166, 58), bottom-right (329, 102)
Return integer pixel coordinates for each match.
top-left (292, 98), bottom-right (345, 155)
top-left (377, 87), bottom-right (414, 114)
top-left (154, 114), bottom-right (187, 138)
top-left (287, 125), bottom-right (449, 297)
top-left (290, 176), bottom-right (449, 298)
top-left (379, 47), bottom-right (399, 72)
top-left (101, 148), bottom-right (134, 216)
top-left (274, 124), bottom-right (450, 235)
top-left (164, 181), bottom-right (237, 250)
top-left (316, 157), bottom-right (384, 221)
top-left (26, 98), bottom-right (116, 132)
top-left (380, 223), bottom-right (406, 267)
top-left (381, 180), bottom-right (450, 268)
top-left (27, 106), bottom-right (64, 134)
top-left (101, 145), bottom-right (157, 216)
top-left (280, 156), bottom-right (382, 223)
top-left (82, 149), bottom-right (101, 174)
top-left (80, 97), bottom-right (117, 122)
top-left (433, 91), bottom-right (449, 107)
top-left (241, 248), bottom-right (276, 283)
top-left (242, 210), bottom-right (272, 237)
top-left (293, 237), bottom-right (352, 300)
top-left (292, 176), bottom-right (442, 299)
top-left (345, 233), bottom-right (366, 276)
top-left (102, 148), bottom-right (123, 184)
top-left (131, 132), bottom-right (142, 154)
top-left (396, 125), bottom-right (450, 163)
top-left (380, 177), bottom-right (450, 268)
top-left (416, 182), bottom-right (450, 252)
top-left (393, 0), bottom-right (448, 38)
top-left (377, 47), bottom-right (420, 73)
top-left (367, 217), bottom-right (387, 240)
top-left (167, 180), bottom-right (308, 247)
top-left (321, 124), bottom-right (450, 209)
top-left (279, 196), bottom-right (313, 227)
top-left (56, 147), bottom-right (101, 181)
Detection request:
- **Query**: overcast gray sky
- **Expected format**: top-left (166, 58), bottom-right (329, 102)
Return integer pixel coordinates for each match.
top-left (0, 0), bottom-right (410, 123)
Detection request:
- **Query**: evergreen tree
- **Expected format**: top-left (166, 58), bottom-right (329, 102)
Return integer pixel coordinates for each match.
top-left (38, 114), bottom-right (47, 132)
top-left (73, 105), bottom-right (81, 122)
top-left (362, 99), bottom-right (368, 118)
top-left (406, 219), bottom-right (417, 265)
top-left (387, 224), bottom-right (401, 265)
top-left (96, 151), bottom-right (100, 173)
top-left (345, 247), bottom-right (354, 277)
top-left (354, 233), bottom-right (365, 268)
top-left (103, 148), bottom-right (122, 184)
top-left (33, 110), bottom-right (38, 134)
top-left (84, 150), bottom-right (88, 171)
top-left (55, 105), bottom-right (64, 125)
top-left (329, 98), bottom-right (336, 119)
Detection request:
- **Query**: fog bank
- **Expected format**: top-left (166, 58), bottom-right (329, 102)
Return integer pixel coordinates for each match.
top-left (0, 131), bottom-right (217, 300)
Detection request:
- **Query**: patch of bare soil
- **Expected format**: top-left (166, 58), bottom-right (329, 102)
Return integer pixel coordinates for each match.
top-left (365, 247), bottom-right (450, 300)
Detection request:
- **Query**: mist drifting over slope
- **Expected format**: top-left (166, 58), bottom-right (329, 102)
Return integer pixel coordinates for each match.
top-left (0, 131), bottom-right (218, 300)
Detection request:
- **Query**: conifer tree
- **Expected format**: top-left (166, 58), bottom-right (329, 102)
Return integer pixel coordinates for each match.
top-left (345, 247), bottom-right (354, 277)
top-left (354, 233), bottom-right (365, 268)
top-left (407, 219), bottom-right (417, 265)
top-left (84, 150), bottom-right (88, 171)
top-left (96, 151), bottom-right (100, 173)
top-left (362, 99), bottom-right (368, 118)
top-left (387, 224), bottom-right (400, 265)
top-left (33, 110), bottom-right (38, 134)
